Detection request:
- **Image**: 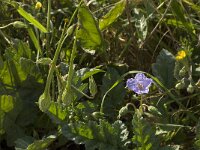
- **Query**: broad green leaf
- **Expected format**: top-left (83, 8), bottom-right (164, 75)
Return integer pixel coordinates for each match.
top-left (61, 120), bottom-right (128, 150)
top-left (0, 95), bottom-right (14, 112)
top-left (100, 67), bottom-right (125, 116)
top-left (20, 57), bottom-right (40, 76)
top-left (99, 0), bottom-right (126, 30)
top-left (47, 102), bottom-right (68, 123)
top-left (152, 49), bottom-right (176, 89)
top-left (4, 117), bottom-right (25, 146)
top-left (15, 136), bottom-right (35, 150)
top-left (77, 5), bottom-right (102, 54)
top-left (132, 112), bottom-right (160, 150)
top-left (17, 6), bottom-right (47, 33)
top-left (17, 41), bottom-right (32, 59)
top-left (27, 135), bottom-right (56, 150)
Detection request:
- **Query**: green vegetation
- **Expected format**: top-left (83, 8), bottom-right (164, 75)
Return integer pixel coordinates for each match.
top-left (0, 0), bottom-right (200, 149)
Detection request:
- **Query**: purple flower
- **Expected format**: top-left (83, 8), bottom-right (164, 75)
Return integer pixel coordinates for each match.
top-left (126, 73), bottom-right (153, 94)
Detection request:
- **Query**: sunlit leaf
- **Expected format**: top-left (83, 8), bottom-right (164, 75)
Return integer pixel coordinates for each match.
top-left (17, 6), bottom-right (47, 33)
top-left (47, 102), bottom-right (68, 124)
top-left (62, 120), bottom-right (128, 150)
top-left (89, 76), bottom-right (97, 97)
top-left (27, 135), bottom-right (56, 150)
top-left (81, 68), bottom-right (105, 81)
top-left (77, 5), bottom-right (102, 54)
top-left (0, 95), bottom-right (14, 112)
top-left (99, 0), bottom-right (126, 30)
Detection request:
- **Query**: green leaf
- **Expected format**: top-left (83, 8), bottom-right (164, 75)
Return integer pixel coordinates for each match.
top-left (61, 120), bottom-right (129, 150)
top-left (20, 57), bottom-right (40, 76)
top-left (164, 19), bottom-right (196, 30)
top-left (27, 135), bottom-right (56, 150)
top-left (15, 136), bottom-right (35, 150)
top-left (132, 111), bottom-right (159, 150)
top-left (36, 58), bottom-right (52, 65)
top-left (183, 0), bottom-right (200, 13)
top-left (132, 7), bottom-right (148, 45)
top-left (99, 0), bottom-right (126, 30)
top-left (47, 102), bottom-right (68, 124)
top-left (4, 117), bottom-right (25, 146)
top-left (89, 76), bottom-right (97, 97)
top-left (0, 55), bottom-right (4, 70)
top-left (81, 68), bottom-right (105, 81)
top-left (17, 6), bottom-right (47, 33)
top-left (0, 95), bottom-right (14, 112)
top-left (100, 67), bottom-right (125, 116)
top-left (27, 28), bottom-right (42, 54)
top-left (77, 5), bottom-right (102, 54)
top-left (152, 49), bottom-right (176, 89)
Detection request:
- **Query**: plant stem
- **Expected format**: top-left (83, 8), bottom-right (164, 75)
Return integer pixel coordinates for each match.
top-left (62, 27), bottom-right (78, 103)
top-left (61, 0), bottom-right (83, 104)
top-left (139, 95), bottom-right (143, 114)
top-left (46, 0), bottom-right (51, 56)
top-left (43, 0), bottom-right (83, 101)
top-left (44, 25), bottom-right (67, 95)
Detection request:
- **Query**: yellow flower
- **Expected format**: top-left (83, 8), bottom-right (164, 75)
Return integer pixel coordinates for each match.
top-left (176, 50), bottom-right (186, 60)
top-left (35, 2), bottom-right (42, 9)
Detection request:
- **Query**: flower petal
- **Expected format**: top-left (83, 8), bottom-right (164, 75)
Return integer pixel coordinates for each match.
top-left (126, 73), bottom-right (153, 95)
top-left (134, 73), bottom-right (146, 80)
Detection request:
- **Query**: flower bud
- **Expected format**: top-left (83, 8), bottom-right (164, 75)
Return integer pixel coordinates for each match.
top-left (38, 93), bottom-right (51, 112)
top-left (118, 105), bottom-right (129, 119)
top-left (175, 82), bottom-right (185, 90)
top-left (12, 21), bottom-right (27, 28)
top-left (187, 84), bottom-right (195, 93)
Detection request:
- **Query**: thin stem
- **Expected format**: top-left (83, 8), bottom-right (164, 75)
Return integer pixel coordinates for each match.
top-left (44, 25), bottom-right (67, 95)
top-left (61, 0), bottom-right (83, 104)
top-left (43, 0), bottom-right (82, 100)
top-left (46, 0), bottom-right (51, 56)
top-left (71, 84), bottom-right (94, 99)
top-left (0, 23), bottom-right (13, 29)
top-left (139, 95), bottom-right (143, 114)
top-left (62, 27), bottom-right (78, 102)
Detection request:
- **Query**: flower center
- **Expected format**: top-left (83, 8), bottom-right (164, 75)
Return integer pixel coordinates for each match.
top-left (137, 83), bottom-right (144, 90)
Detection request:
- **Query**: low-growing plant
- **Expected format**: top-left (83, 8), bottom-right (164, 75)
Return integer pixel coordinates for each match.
top-left (0, 0), bottom-right (200, 150)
